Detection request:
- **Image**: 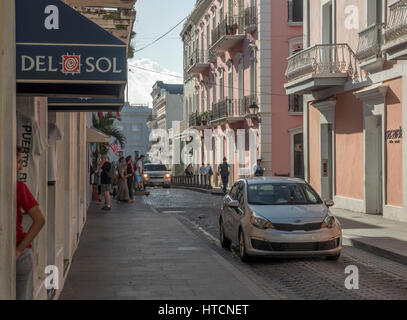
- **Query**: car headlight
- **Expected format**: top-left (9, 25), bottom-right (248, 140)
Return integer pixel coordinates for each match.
top-left (250, 213), bottom-right (274, 230)
top-left (143, 174), bottom-right (148, 179)
top-left (322, 215), bottom-right (336, 228)
top-left (165, 173), bottom-right (171, 179)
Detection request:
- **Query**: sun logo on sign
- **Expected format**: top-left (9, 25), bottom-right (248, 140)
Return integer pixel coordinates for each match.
top-left (60, 53), bottom-right (82, 75)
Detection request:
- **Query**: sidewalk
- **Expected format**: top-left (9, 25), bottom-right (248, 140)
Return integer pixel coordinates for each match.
top-left (60, 199), bottom-right (268, 300)
top-left (332, 208), bottom-right (407, 266)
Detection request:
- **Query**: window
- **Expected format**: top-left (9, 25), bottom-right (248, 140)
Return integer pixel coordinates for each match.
top-left (212, 74), bottom-right (217, 105)
top-left (220, 74), bottom-right (225, 101)
top-left (288, 94), bottom-right (303, 113)
top-left (238, 60), bottom-right (244, 114)
top-left (288, 0), bottom-right (303, 23)
top-left (201, 88), bottom-right (204, 113)
top-left (367, 0), bottom-right (383, 26)
top-left (228, 69), bottom-right (233, 115)
top-left (206, 86), bottom-right (210, 111)
top-left (249, 50), bottom-right (257, 96)
top-left (132, 125), bottom-right (140, 132)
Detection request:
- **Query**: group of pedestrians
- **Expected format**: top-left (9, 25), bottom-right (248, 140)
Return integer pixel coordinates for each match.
top-left (92, 154), bottom-right (145, 211)
top-left (184, 158), bottom-right (231, 193)
top-left (184, 157), bottom-right (265, 194)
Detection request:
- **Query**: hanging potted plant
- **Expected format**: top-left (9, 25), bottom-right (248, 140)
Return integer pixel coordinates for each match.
top-left (200, 112), bottom-right (209, 126)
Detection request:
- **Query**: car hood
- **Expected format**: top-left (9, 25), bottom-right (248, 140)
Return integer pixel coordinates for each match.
top-left (249, 204), bottom-right (328, 224)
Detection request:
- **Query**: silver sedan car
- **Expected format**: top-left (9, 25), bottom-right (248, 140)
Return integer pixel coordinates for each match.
top-left (219, 177), bottom-right (342, 262)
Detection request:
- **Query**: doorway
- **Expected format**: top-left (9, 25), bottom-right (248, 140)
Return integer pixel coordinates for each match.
top-left (365, 115), bottom-right (383, 214)
top-left (293, 133), bottom-right (304, 179)
top-left (321, 123), bottom-right (333, 200)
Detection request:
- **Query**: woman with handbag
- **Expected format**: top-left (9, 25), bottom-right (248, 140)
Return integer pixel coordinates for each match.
top-left (116, 157), bottom-right (133, 203)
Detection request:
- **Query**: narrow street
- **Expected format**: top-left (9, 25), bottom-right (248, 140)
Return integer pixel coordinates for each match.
top-left (143, 188), bottom-right (407, 300)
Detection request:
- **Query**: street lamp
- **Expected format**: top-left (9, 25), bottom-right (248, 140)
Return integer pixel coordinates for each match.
top-left (248, 103), bottom-right (259, 116)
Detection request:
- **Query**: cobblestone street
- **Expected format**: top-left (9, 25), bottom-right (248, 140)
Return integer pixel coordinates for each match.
top-left (143, 188), bottom-right (407, 300)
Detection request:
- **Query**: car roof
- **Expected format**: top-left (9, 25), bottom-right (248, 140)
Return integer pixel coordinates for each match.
top-left (244, 177), bottom-right (306, 185)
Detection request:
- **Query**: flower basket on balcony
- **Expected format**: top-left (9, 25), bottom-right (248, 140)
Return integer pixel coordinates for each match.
top-left (227, 23), bottom-right (238, 35)
top-left (199, 112), bottom-right (209, 125)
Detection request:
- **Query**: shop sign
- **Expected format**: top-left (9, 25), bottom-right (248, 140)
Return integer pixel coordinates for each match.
top-left (386, 127), bottom-right (403, 144)
top-left (16, 0), bottom-right (127, 98)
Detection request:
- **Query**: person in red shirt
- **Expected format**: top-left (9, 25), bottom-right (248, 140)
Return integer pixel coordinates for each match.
top-left (16, 146), bottom-right (45, 300)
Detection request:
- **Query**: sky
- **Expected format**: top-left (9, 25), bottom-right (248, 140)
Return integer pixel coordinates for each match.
top-left (127, 0), bottom-right (195, 106)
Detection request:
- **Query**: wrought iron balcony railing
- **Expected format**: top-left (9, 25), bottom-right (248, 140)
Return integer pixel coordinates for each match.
top-left (244, 6), bottom-right (257, 32)
top-left (210, 100), bottom-right (229, 122)
top-left (189, 111), bottom-right (201, 127)
top-left (242, 94), bottom-right (258, 115)
top-left (384, 0), bottom-right (407, 42)
top-left (285, 44), bottom-right (361, 82)
top-left (211, 15), bottom-right (243, 47)
top-left (185, 49), bottom-right (208, 71)
top-left (355, 23), bottom-right (384, 61)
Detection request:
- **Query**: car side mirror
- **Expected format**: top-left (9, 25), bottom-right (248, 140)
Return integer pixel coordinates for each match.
top-left (228, 200), bottom-right (239, 208)
top-left (325, 200), bottom-right (335, 208)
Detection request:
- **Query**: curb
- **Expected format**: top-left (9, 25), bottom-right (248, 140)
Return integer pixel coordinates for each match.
top-left (171, 185), bottom-right (225, 196)
top-left (342, 235), bottom-right (407, 267)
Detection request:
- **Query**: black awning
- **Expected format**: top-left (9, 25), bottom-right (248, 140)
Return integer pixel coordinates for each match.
top-left (16, 0), bottom-right (127, 99)
top-left (48, 97), bottom-right (124, 112)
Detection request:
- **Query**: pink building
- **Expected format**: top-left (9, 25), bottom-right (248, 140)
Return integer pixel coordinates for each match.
top-left (181, 0), bottom-right (303, 187)
top-left (285, 0), bottom-right (407, 222)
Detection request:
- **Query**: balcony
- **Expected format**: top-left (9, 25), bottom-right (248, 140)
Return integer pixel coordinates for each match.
top-left (355, 23), bottom-right (384, 73)
top-left (185, 49), bottom-right (211, 75)
top-left (211, 15), bottom-right (245, 54)
top-left (210, 100), bottom-right (229, 123)
top-left (207, 49), bottom-right (217, 63)
top-left (284, 44), bottom-right (361, 95)
top-left (189, 111), bottom-right (202, 128)
top-left (382, 0), bottom-right (407, 60)
top-left (244, 6), bottom-right (257, 33)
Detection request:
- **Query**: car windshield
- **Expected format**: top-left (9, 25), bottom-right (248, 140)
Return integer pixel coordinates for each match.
top-left (145, 164), bottom-right (167, 171)
top-left (247, 183), bottom-right (322, 205)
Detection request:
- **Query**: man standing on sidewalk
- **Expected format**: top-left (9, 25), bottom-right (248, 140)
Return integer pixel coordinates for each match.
top-left (100, 156), bottom-right (112, 211)
top-left (206, 163), bottom-right (213, 188)
top-left (126, 156), bottom-right (134, 200)
top-left (135, 155), bottom-right (145, 192)
top-left (199, 163), bottom-right (207, 186)
top-left (218, 157), bottom-right (230, 194)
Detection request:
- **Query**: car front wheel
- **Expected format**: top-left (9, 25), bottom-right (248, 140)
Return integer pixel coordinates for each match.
top-left (219, 219), bottom-right (231, 249)
top-left (239, 229), bottom-right (251, 262)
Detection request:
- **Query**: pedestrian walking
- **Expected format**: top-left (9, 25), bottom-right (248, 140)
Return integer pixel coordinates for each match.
top-left (185, 163), bottom-right (193, 184)
top-left (116, 157), bottom-right (134, 203)
top-left (126, 156), bottom-right (134, 199)
top-left (206, 163), bottom-right (213, 187)
top-left (135, 155), bottom-right (145, 192)
top-left (94, 158), bottom-right (102, 204)
top-left (16, 145), bottom-right (46, 300)
top-left (100, 156), bottom-right (113, 210)
top-left (199, 163), bottom-right (207, 185)
top-left (218, 157), bottom-right (230, 194)
top-left (253, 158), bottom-right (265, 177)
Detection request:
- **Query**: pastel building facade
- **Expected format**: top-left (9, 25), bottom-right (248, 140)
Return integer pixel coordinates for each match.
top-left (181, 0), bottom-right (304, 186)
top-left (285, 0), bottom-right (407, 222)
